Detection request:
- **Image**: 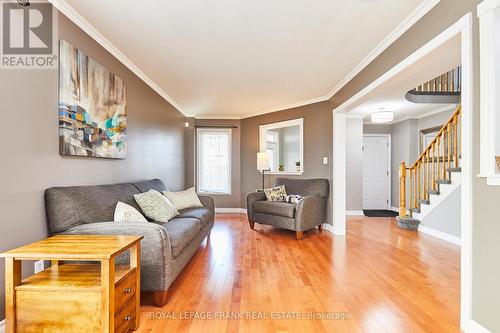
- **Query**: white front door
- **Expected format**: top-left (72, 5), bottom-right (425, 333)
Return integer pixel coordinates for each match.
top-left (362, 135), bottom-right (390, 210)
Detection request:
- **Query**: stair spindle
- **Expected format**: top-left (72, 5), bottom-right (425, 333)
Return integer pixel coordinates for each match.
top-left (454, 114), bottom-right (459, 168)
top-left (414, 167), bottom-right (418, 209)
top-left (434, 143), bottom-right (438, 191)
top-left (437, 135), bottom-right (441, 182)
top-left (399, 162), bottom-right (407, 217)
top-left (447, 122), bottom-right (452, 175)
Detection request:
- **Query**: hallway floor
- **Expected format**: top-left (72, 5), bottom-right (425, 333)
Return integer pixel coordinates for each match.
top-left (137, 214), bottom-right (460, 333)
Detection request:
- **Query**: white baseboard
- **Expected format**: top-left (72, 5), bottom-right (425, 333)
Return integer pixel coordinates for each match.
top-left (215, 208), bottom-right (247, 214)
top-left (465, 319), bottom-right (491, 333)
top-left (418, 225), bottom-right (461, 246)
top-left (322, 223), bottom-right (335, 234)
top-left (346, 210), bottom-right (364, 216)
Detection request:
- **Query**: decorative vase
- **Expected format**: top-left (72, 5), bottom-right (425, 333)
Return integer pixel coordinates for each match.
top-left (296, 165), bottom-right (301, 172)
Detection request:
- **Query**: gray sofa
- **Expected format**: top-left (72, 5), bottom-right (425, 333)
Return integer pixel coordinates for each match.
top-left (44, 179), bottom-right (214, 306)
top-left (246, 177), bottom-right (329, 240)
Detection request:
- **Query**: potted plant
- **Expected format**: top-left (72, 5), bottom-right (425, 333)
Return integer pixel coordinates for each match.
top-left (278, 163), bottom-right (285, 172)
top-left (295, 161), bottom-right (301, 172)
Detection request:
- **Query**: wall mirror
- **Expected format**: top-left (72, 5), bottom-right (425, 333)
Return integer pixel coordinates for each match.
top-left (259, 118), bottom-right (304, 174)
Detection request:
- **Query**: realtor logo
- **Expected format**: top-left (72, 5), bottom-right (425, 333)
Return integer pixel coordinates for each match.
top-left (1, 0), bottom-right (58, 69)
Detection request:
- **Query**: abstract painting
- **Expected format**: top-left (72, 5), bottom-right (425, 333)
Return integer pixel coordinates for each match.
top-left (59, 40), bottom-right (127, 158)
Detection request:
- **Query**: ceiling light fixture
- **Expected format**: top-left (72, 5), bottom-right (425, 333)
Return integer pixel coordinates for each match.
top-left (371, 111), bottom-right (393, 123)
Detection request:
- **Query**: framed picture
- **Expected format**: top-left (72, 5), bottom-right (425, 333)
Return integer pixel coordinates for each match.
top-left (58, 40), bottom-right (127, 158)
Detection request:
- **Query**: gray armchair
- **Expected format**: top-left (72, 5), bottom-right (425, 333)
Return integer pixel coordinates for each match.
top-left (246, 178), bottom-right (329, 240)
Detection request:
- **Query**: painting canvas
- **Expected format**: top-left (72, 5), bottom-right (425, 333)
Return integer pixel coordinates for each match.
top-left (59, 40), bottom-right (127, 158)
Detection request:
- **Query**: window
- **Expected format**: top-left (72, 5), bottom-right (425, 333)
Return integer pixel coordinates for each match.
top-left (197, 128), bottom-right (231, 194)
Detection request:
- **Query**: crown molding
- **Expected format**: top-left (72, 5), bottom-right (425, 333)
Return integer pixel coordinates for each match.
top-left (48, 0), bottom-right (188, 116)
top-left (240, 95), bottom-right (329, 119)
top-left (195, 115), bottom-right (242, 120)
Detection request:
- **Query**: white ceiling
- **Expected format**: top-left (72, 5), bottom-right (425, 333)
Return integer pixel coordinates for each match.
top-left (347, 33), bottom-right (461, 123)
top-left (59, 0), bottom-right (435, 118)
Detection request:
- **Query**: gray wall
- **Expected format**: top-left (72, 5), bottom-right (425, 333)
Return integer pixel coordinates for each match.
top-left (346, 118), bottom-right (363, 211)
top-left (0, 13), bottom-right (186, 320)
top-left (240, 101), bottom-right (334, 224)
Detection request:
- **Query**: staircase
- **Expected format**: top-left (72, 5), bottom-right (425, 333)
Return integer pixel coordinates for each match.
top-left (397, 105), bottom-right (461, 231)
top-left (405, 67), bottom-right (461, 104)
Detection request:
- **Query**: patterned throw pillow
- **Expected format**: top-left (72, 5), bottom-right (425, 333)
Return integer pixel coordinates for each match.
top-left (285, 194), bottom-right (302, 204)
top-left (134, 190), bottom-right (179, 222)
top-left (163, 187), bottom-right (203, 211)
top-left (264, 185), bottom-right (287, 202)
top-left (114, 202), bottom-right (148, 222)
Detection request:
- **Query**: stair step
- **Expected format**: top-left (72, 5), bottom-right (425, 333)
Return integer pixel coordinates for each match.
top-left (428, 190), bottom-right (440, 195)
top-left (396, 216), bottom-right (420, 231)
top-left (437, 179), bottom-right (451, 185)
top-left (410, 208), bottom-right (421, 213)
top-left (419, 199), bottom-right (430, 205)
top-left (448, 167), bottom-right (461, 173)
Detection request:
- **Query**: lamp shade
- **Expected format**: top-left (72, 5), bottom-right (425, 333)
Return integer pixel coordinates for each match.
top-left (257, 152), bottom-right (269, 171)
top-left (371, 111), bottom-right (394, 123)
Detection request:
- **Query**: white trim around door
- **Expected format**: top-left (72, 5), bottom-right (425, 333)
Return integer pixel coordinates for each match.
top-left (362, 134), bottom-right (392, 210)
top-left (332, 13), bottom-right (474, 332)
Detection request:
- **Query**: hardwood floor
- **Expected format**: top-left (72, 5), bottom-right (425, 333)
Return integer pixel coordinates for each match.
top-left (137, 214), bottom-right (460, 333)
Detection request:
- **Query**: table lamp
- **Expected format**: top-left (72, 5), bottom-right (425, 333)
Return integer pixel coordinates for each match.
top-left (257, 152), bottom-right (270, 190)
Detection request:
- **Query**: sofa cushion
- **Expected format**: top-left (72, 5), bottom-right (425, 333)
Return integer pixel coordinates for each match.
top-left (163, 188), bottom-right (203, 211)
top-left (253, 201), bottom-right (296, 218)
top-left (274, 177), bottom-right (329, 198)
top-left (263, 185), bottom-right (287, 202)
top-left (134, 190), bottom-right (179, 222)
top-left (160, 218), bottom-right (202, 258)
top-left (177, 207), bottom-right (211, 228)
top-left (114, 201), bottom-right (148, 222)
top-left (45, 182), bottom-right (141, 234)
top-left (131, 179), bottom-right (167, 193)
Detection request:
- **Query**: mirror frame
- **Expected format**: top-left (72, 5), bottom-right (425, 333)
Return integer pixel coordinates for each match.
top-left (259, 118), bottom-right (304, 175)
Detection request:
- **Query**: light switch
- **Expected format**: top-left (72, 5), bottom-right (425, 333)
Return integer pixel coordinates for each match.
top-left (323, 157), bottom-right (328, 165)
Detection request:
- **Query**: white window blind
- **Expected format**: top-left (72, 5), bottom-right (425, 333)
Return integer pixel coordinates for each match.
top-left (197, 128), bottom-right (232, 195)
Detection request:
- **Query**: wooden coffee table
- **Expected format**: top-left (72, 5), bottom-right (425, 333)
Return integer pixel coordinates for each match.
top-left (1, 235), bottom-right (143, 333)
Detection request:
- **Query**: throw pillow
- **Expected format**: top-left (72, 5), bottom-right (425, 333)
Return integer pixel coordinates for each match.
top-left (163, 187), bottom-right (203, 211)
top-left (285, 194), bottom-right (303, 204)
top-left (264, 185), bottom-right (287, 202)
top-left (114, 201), bottom-right (148, 222)
top-left (134, 190), bottom-right (179, 222)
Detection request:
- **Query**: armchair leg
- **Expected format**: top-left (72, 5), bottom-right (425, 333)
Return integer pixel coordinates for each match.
top-left (249, 221), bottom-right (255, 230)
top-left (154, 290), bottom-right (169, 307)
top-left (318, 224), bottom-right (323, 232)
top-left (296, 231), bottom-right (304, 240)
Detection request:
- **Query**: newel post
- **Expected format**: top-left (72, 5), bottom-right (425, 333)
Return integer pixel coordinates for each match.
top-left (399, 161), bottom-right (407, 217)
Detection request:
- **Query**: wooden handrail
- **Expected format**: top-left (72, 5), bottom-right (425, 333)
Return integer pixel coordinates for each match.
top-left (399, 105), bottom-right (461, 218)
top-left (410, 106), bottom-right (461, 169)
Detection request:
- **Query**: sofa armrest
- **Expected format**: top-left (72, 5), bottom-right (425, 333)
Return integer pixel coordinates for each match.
top-left (198, 195), bottom-right (215, 222)
top-left (61, 221), bottom-right (172, 291)
top-left (295, 196), bottom-right (326, 231)
top-left (198, 195), bottom-right (214, 212)
top-left (246, 191), bottom-right (267, 221)
top-left (62, 221), bottom-right (172, 260)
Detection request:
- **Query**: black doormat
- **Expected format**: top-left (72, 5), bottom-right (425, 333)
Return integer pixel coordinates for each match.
top-left (363, 210), bottom-right (399, 217)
